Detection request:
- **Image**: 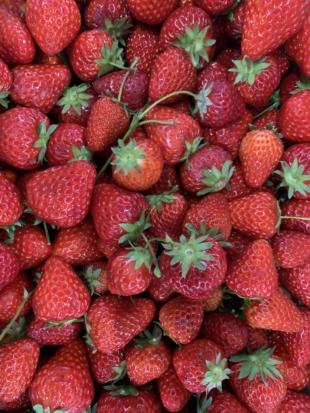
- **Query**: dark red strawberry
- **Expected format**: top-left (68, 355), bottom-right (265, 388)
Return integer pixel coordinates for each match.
top-left (280, 198), bottom-right (310, 235)
top-left (0, 171), bottom-right (24, 232)
top-left (0, 243), bottom-right (20, 291)
top-left (84, 0), bottom-right (132, 30)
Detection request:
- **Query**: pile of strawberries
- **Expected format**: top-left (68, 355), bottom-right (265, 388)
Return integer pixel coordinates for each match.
top-left (1, 0), bottom-right (310, 412)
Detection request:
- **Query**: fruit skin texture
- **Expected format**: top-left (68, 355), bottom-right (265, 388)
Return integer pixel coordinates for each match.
top-left (241, 0), bottom-right (309, 61)
top-left (25, 0), bottom-right (81, 56)
top-left (86, 294), bottom-right (156, 353)
top-left (278, 390), bottom-right (310, 413)
top-left (280, 198), bottom-right (310, 235)
top-left (271, 229), bottom-right (310, 268)
top-left (29, 339), bottom-right (94, 413)
top-left (26, 161), bottom-right (97, 228)
top-left (127, 0), bottom-right (178, 25)
top-left (0, 171), bottom-right (24, 226)
top-left (0, 339), bottom-right (40, 403)
top-left (205, 389), bottom-right (250, 413)
top-left (84, 0), bottom-right (132, 29)
top-left (0, 243), bottom-right (20, 291)
top-left (195, 0), bottom-right (235, 16)
top-left (86, 345), bottom-right (124, 384)
top-left (32, 255), bottom-right (91, 322)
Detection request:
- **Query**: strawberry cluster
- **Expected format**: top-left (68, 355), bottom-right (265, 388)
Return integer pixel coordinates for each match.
top-left (0, 0), bottom-right (310, 413)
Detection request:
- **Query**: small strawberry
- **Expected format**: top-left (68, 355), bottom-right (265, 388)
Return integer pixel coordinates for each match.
top-left (279, 72), bottom-right (309, 104)
top-left (86, 344), bottom-right (124, 384)
top-left (0, 0), bottom-right (26, 22)
top-left (144, 163), bottom-right (183, 195)
top-left (147, 268), bottom-right (176, 302)
top-left (216, 46), bottom-right (241, 69)
top-left (0, 391), bottom-right (30, 412)
top-left (225, 1), bottom-right (245, 41)
top-left (253, 108), bottom-right (280, 132)
top-left (29, 339), bottom-right (94, 413)
top-left (246, 327), bottom-right (269, 352)
top-left (224, 230), bottom-right (250, 260)
top-left (0, 243), bottom-right (20, 291)
top-left (278, 390), bottom-right (310, 413)
top-left (271, 229), bottom-right (310, 268)
top-left (270, 47), bottom-right (291, 79)
top-left (203, 286), bottom-right (223, 312)
top-left (127, 0), bottom-right (178, 25)
top-left (200, 389), bottom-right (250, 413)
top-left (25, 0), bottom-right (81, 56)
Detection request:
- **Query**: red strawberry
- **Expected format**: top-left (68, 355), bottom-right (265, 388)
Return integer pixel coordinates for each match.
top-left (86, 96), bottom-right (130, 152)
top-left (87, 344), bottom-right (124, 384)
top-left (0, 339), bottom-right (39, 403)
top-left (29, 339), bottom-right (94, 413)
top-left (159, 295), bottom-right (204, 344)
top-left (241, 0), bottom-right (309, 60)
top-left (83, 260), bottom-right (108, 295)
top-left (0, 171), bottom-right (24, 229)
top-left (0, 0), bottom-right (26, 22)
top-left (52, 219), bottom-right (104, 266)
top-left (26, 161), bottom-right (96, 228)
top-left (0, 243), bottom-right (20, 291)
top-left (86, 294), bottom-right (156, 353)
top-left (0, 58), bottom-right (11, 109)
top-left (244, 287), bottom-right (305, 333)
top-left (271, 229), bottom-right (310, 268)
top-left (270, 47), bottom-right (291, 79)
top-left (144, 163), bottom-right (183, 195)
top-left (157, 365), bottom-right (192, 412)
top-left (280, 71), bottom-right (308, 104)
top-left (0, 6), bottom-right (35, 65)
top-left (195, 0), bottom-right (235, 16)
top-left (127, 0), bottom-right (178, 25)
top-left (196, 61), bottom-right (228, 90)
top-left (224, 230), bottom-right (250, 260)
top-left (0, 391), bottom-right (30, 412)
top-left (280, 198), bottom-right (310, 235)
top-left (25, 0), bottom-right (81, 56)
top-left (225, 1), bottom-right (245, 41)
top-left (32, 255), bottom-right (90, 322)
top-left (216, 46), bottom-right (241, 69)
top-left (278, 390), bottom-right (310, 413)
top-left (246, 327), bottom-right (269, 352)
top-left (253, 108), bottom-right (280, 132)
top-left (84, 0), bottom-right (132, 29)
top-left (202, 389), bottom-right (250, 413)
top-left (147, 268), bottom-right (176, 302)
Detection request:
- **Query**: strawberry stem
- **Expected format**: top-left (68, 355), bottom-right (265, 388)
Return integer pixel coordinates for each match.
top-left (43, 221), bottom-right (51, 245)
top-left (117, 57), bottom-right (139, 102)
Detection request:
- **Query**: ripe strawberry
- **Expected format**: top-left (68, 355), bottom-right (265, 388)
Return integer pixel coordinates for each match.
top-left (87, 344), bottom-right (124, 384)
top-left (246, 327), bottom-right (269, 352)
top-left (271, 230), bottom-right (310, 268)
top-left (29, 339), bottom-right (94, 413)
top-left (241, 0), bottom-right (309, 61)
top-left (278, 390), bottom-right (310, 413)
top-left (159, 295), bottom-right (204, 344)
top-left (279, 71), bottom-right (307, 104)
top-left (0, 339), bottom-right (39, 403)
top-left (195, 0), bottom-right (235, 16)
top-left (158, 365), bottom-right (192, 412)
top-left (228, 191), bottom-right (279, 240)
top-left (280, 198), bottom-right (310, 235)
top-left (147, 268), bottom-right (176, 302)
top-left (173, 339), bottom-right (230, 393)
top-left (203, 286), bottom-right (223, 312)
top-left (26, 161), bottom-right (96, 228)
top-left (127, 0), bottom-right (178, 25)
top-left (86, 294), bottom-right (156, 353)
top-left (225, 2), bottom-right (245, 41)
top-left (25, 0), bottom-right (81, 56)
top-left (52, 219), bottom-right (104, 266)
top-left (0, 272), bottom-right (33, 323)
top-left (0, 0), bottom-right (26, 22)
top-left (0, 243), bottom-right (19, 291)
top-left (244, 287), bottom-right (305, 332)
top-left (83, 260), bottom-right (108, 295)
top-left (27, 316), bottom-right (83, 346)
top-left (216, 46), bottom-right (241, 69)
top-left (0, 391), bottom-right (30, 412)
top-left (224, 230), bottom-right (250, 260)
top-left (279, 256), bottom-right (310, 307)
top-left (196, 62), bottom-right (228, 91)
top-left (270, 47), bottom-right (291, 79)
top-left (253, 108), bottom-right (280, 132)
top-left (84, 0), bottom-right (132, 29)
top-left (125, 23), bottom-right (162, 75)
top-left (32, 255), bottom-right (90, 322)
top-left (86, 96), bottom-right (130, 152)
top-left (0, 59), bottom-right (11, 108)
top-left (0, 171), bottom-right (24, 228)
top-left (144, 163), bottom-right (183, 195)
top-left (201, 389), bottom-right (250, 413)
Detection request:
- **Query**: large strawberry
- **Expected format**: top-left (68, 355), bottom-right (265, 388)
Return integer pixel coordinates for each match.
top-left (25, 0), bottom-right (81, 56)
top-left (26, 161), bottom-right (96, 227)
top-left (127, 0), bottom-right (178, 25)
top-left (0, 243), bottom-right (20, 291)
top-left (29, 339), bottom-right (94, 413)
top-left (0, 339), bottom-right (40, 403)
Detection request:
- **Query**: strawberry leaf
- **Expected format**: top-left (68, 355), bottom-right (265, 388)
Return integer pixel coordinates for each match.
top-left (101, 17), bottom-right (133, 47)
top-left (34, 121), bottom-right (58, 163)
top-left (229, 56), bottom-right (271, 86)
top-left (0, 90), bottom-right (10, 108)
top-left (118, 210), bottom-right (151, 244)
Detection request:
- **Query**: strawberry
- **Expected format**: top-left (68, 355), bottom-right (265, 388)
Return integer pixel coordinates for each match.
top-left (159, 233), bottom-right (227, 300)
top-left (173, 338), bottom-right (230, 393)
top-left (157, 365), bottom-right (192, 412)
top-left (280, 198), bottom-right (310, 235)
top-left (29, 339), bottom-right (94, 413)
top-left (32, 255), bottom-right (90, 322)
top-left (225, 2), bottom-right (245, 42)
top-left (27, 316), bottom-right (83, 346)
top-left (278, 390), bottom-right (310, 413)
top-left (0, 58), bottom-right (11, 109)
top-left (84, 0), bottom-right (132, 29)
top-left (244, 287), bottom-right (305, 333)
top-left (271, 230), bottom-right (310, 268)
top-left (159, 6), bottom-right (216, 69)
top-left (83, 260), bottom-right (108, 295)
top-left (26, 161), bottom-right (96, 228)
top-left (279, 71), bottom-right (307, 104)
top-left (228, 191), bottom-right (279, 240)
top-left (0, 171), bottom-right (24, 230)
top-left (111, 137), bottom-right (164, 191)
top-left (253, 109), bottom-right (280, 132)
top-left (229, 346), bottom-right (287, 413)
top-left (144, 163), bottom-right (183, 195)
top-left (216, 46), bottom-right (241, 69)
top-left (86, 96), bottom-right (130, 152)
top-left (147, 268), bottom-right (176, 302)
top-left (246, 327), bottom-right (269, 352)
top-left (148, 48), bottom-right (197, 105)
top-left (159, 295), bottom-right (204, 344)
top-left (224, 230), bottom-right (250, 260)
top-left (0, 0), bottom-right (26, 22)
top-left (46, 123), bottom-right (92, 167)
top-left (270, 47), bottom-right (291, 79)
top-left (241, 0), bottom-right (309, 61)
top-left (279, 256), bottom-right (310, 307)
top-left (86, 344), bottom-right (124, 384)
top-left (0, 339), bottom-right (40, 403)
top-left (25, 0), bottom-right (81, 56)
top-left (86, 294), bottom-right (156, 353)
top-left (0, 272), bottom-right (33, 323)
top-left (0, 6), bottom-right (35, 65)
top-left (203, 286), bottom-right (223, 312)
top-left (125, 325), bottom-right (171, 385)
top-left (201, 389), bottom-right (250, 413)
top-left (97, 387), bottom-right (162, 413)
top-left (196, 61), bottom-right (228, 90)
top-left (125, 23), bottom-right (162, 75)
top-left (195, 0), bottom-right (235, 16)
top-left (143, 105), bottom-right (202, 165)
top-left (127, 0), bottom-right (178, 25)
top-left (52, 219), bottom-right (104, 266)
top-left (222, 163), bottom-right (258, 201)
top-left (0, 243), bottom-right (20, 291)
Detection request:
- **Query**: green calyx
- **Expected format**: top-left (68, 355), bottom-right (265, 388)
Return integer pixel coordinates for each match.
top-left (101, 17), bottom-right (132, 47)
top-left (196, 394), bottom-right (213, 413)
top-left (1, 220), bottom-right (25, 244)
top-left (146, 186), bottom-right (179, 212)
top-left (200, 353), bottom-right (231, 393)
top-left (111, 139), bottom-right (146, 175)
top-left (0, 90), bottom-right (10, 108)
top-left (198, 160), bottom-right (235, 196)
top-left (291, 73), bottom-right (310, 95)
top-left (34, 121), bottom-right (58, 163)
top-left (56, 83), bottom-right (93, 116)
top-left (94, 41), bottom-right (136, 77)
top-left (180, 136), bottom-right (206, 168)
top-left (82, 404), bottom-right (97, 413)
top-left (172, 23), bottom-right (216, 69)
top-left (44, 318), bottom-right (84, 329)
top-left (104, 384), bottom-right (139, 397)
top-left (162, 233), bottom-right (215, 278)
top-left (193, 83), bottom-right (213, 118)
top-left (118, 210), bottom-right (151, 245)
top-left (229, 56), bottom-right (271, 86)
top-left (107, 360), bottom-right (127, 384)
top-left (78, 265), bottom-right (103, 296)
top-left (134, 324), bottom-right (163, 349)
top-left (0, 317), bottom-right (27, 344)
top-left (33, 405), bottom-right (67, 413)
top-left (84, 314), bottom-right (97, 353)
top-left (124, 244), bottom-right (153, 271)
top-left (184, 221), bottom-right (230, 247)
top-left (69, 145), bottom-right (93, 163)
top-left (275, 158), bottom-right (310, 199)
top-left (230, 345), bottom-right (283, 386)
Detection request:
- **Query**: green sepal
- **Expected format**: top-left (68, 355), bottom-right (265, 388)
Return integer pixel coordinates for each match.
top-left (84, 314), bottom-right (97, 353)
top-left (196, 394), bottom-right (213, 413)
top-left (94, 41), bottom-right (136, 77)
top-left (172, 23), bottom-right (216, 69)
top-left (103, 384), bottom-right (139, 397)
top-left (56, 83), bottom-right (93, 116)
top-left (78, 265), bottom-right (103, 296)
top-left (68, 145), bottom-right (93, 163)
top-left (111, 139), bottom-right (146, 175)
top-left (180, 136), bottom-right (206, 168)
top-left (118, 210), bottom-right (151, 245)
top-left (291, 73), bottom-right (310, 94)
top-left (0, 317), bottom-right (28, 343)
top-left (223, 287), bottom-right (266, 307)
top-left (229, 56), bottom-right (271, 86)
top-left (200, 353), bottom-right (231, 393)
top-left (32, 405), bottom-right (68, 413)
top-left (198, 160), bottom-right (235, 195)
top-left (82, 403), bottom-right (97, 413)
top-left (124, 244), bottom-right (153, 272)
top-left (249, 121), bottom-right (282, 138)
top-left (1, 220), bottom-right (25, 244)
top-left (0, 90), bottom-right (10, 108)
top-left (184, 221), bottom-right (231, 247)
top-left (107, 360), bottom-right (127, 384)
top-left (34, 121), bottom-right (58, 163)
top-left (44, 317), bottom-right (84, 329)
top-left (134, 324), bottom-right (162, 349)
top-left (162, 233), bottom-right (214, 278)
top-left (146, 186), bottom-right (179, 212)
top-left (101, 17), bottom-right (133, 47)
top-left (230, 344), bottom-right (283, 386)
top-left (24, 204), bottom-right (42, 226)
top-left (193, 83), bottom-right (213, 118)
top-left (274, 158), bottom-right (310, 199)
